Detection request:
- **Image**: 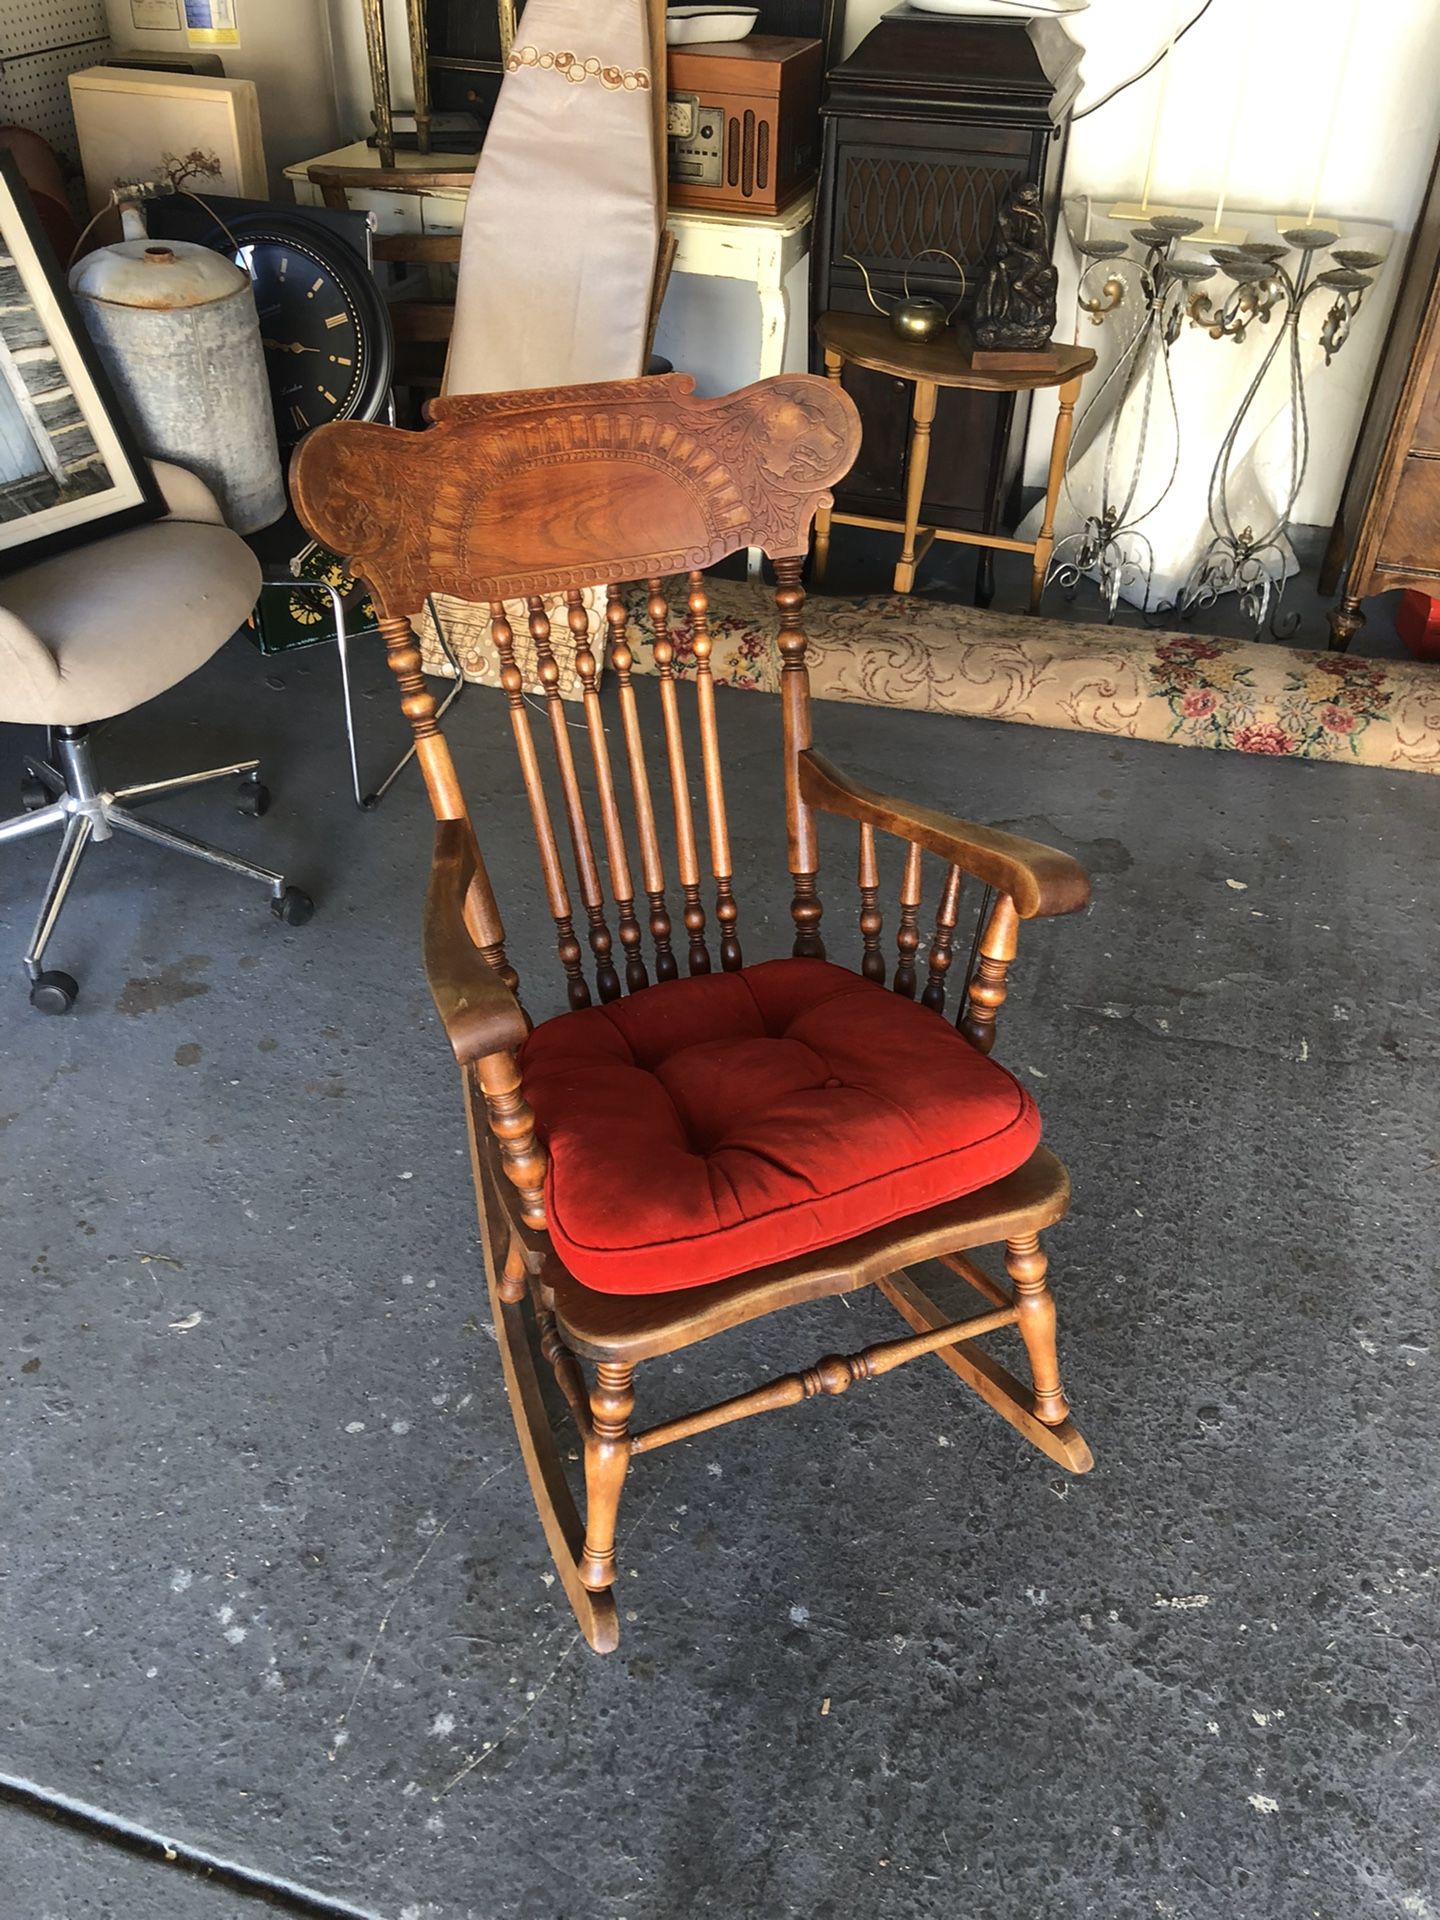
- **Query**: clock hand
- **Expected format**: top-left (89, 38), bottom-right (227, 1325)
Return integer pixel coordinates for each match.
top-left (260, 339), bottom-right (322, 355)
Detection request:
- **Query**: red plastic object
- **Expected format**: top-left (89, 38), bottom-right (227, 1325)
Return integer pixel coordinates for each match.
top-left (1395, 590), bottom-right (1440, 661)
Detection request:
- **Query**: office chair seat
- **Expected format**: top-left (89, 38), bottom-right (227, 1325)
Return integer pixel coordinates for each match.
top-left (0, 519), bottom-right (261, 727)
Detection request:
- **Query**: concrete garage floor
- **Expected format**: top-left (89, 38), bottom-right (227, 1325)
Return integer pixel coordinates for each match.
top-left (0, 539), bottom-right (1436, 1920)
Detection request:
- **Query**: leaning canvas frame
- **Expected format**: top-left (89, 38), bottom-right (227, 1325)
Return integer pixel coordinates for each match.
top-left (0, 154), bottom-right (163, 573)
top-left (68, 67), bottom-right (267, 214)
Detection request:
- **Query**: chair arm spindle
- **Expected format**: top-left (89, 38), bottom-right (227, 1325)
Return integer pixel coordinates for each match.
top-left (893, 842), bottom-right (923, 998)
top-left (856, 824), bottom-right (885, 983)
top-left (798, 749), bottom-right (1090, 921)
top-left (959, 893), bottom-right (1020, 1056)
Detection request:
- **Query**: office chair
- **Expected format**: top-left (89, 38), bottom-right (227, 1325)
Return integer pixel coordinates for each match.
top-left (0, 460), bottom-right (312, 1013)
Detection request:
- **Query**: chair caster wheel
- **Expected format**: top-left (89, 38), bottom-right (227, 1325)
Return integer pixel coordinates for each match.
top-left (30, 970), bottom-right (78, 1014)
top-left (20, 775), bottom-right (49, 812)
top-left (237, 776), bottom-right (270, 817)
top-left (271, 886), bottom-right (314, 926)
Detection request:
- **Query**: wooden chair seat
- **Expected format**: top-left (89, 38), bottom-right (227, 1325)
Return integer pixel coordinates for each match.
top-left (291, 371), bottom-right (1095, 1654)
top-left (540, 1144), bottom-right (1073, 1363)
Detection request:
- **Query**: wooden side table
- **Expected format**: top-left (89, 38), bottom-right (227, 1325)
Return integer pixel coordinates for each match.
top-left (812, 312), bottom-right (1096, 609)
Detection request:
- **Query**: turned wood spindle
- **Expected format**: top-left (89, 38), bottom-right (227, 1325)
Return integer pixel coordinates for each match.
top-left (460, 819), bottom-right (520, 996)
top-left (579, 1361), bottom-right (634, 1591)
top-left (857, 823), bottom-right (885, 984)
top-left (489, 603), bottom-right (590, 1009)
top-left (1006, 1231), bottom-right (1069, 1425)
top-left (606, 588), bottom-right (677, 981)
top-left (960, 892), bottom-right (1020, 1055)
top-left (528, 597), bottom-right (620, 1003)
top-left (649, 578), bottom-right (710, 975)
top-left (893, 841), bottom-right (923, 998)
top-left (568, 588), bottom-right (647, 994)
top-left (496, 1232), bottom-right (529, 1307)
top-left (922, 864), bottom-right (964, 1013)
top-left (774, 557), bottom-right (824, 958)
top-left (471, 1056), bottom-right (547, 1232)
top-left (960, 882), bottom-right (996, 1005)
top-left (537, 1305), bottom-right (591, 1429)
top-left (687, 571), bottom-right (742, 971)
top-left (378, 612), bottom-right (464, 817)
top-left (377, 613), bottom-right (517, 990)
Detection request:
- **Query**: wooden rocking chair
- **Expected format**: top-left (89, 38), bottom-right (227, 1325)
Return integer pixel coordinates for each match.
top-left (291, 372), bottom-right (1094, 1654)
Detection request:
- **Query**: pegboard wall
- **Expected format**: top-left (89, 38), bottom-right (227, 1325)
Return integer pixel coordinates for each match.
top-left (0, 0), bottom-right (110, 163)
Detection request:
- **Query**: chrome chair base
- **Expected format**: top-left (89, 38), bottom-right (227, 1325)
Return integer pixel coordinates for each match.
top-left (2, 728), bottom-right (311, 1011)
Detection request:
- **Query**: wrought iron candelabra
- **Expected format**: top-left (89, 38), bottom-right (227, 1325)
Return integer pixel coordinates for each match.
top-left (1180, 229), bottom-right (1379, 634)
top-left (1048, 216), bottom-right (1217, 617)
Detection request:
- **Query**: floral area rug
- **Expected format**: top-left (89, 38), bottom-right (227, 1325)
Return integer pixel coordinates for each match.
top-left (416, 578), bottom-right (1440, 774)
top-left (622, 583), bottom-right (1440, 776)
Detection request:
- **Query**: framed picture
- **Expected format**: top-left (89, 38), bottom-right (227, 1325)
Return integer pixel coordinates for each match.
top-left (67, 66), bottom-right (267, 214)
top-left (0, 152), bottom-right (164, 572)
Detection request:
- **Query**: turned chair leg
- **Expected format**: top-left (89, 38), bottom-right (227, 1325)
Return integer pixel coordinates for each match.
top-left (1327, 597), bottom-right (1365, 652)
top-left (1006, 1232), bottom-right (1069, 1426)
top-left (580, 1361), bottom-right (634, 1592)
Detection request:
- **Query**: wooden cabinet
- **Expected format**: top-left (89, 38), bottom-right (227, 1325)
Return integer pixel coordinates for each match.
top-left (810, 6), bottom-right (1080, 594)
top-left (1323, 143), bottom-right (1440, 649)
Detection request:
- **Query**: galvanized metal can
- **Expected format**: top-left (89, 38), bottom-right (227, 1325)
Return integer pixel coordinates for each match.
top-left (69, 236), bottom-right (285, 534)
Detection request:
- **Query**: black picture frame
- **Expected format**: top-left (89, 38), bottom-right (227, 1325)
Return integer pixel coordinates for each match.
top-left (0, 152), bottom-right (165, 575)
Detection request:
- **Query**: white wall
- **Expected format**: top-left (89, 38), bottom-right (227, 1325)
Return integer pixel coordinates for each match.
top-left (1030, 0), bottom-right (1440, 518)
top-left (326, 0), bottom-right (419, 142)
top-left (703, 0), bottom-right (1440, 522)
top-left (101, 0), bottom-right (341, 180)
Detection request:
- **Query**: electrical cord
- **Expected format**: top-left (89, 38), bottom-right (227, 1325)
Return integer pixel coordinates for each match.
top-left (1073, 0), bottom-right (1217, 120)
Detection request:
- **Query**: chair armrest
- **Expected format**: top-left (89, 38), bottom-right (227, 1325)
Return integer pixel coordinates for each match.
top-left (799, 749), bottom-right (1090, 920)
top-left (150, 459), bottom-right (226, 527)
top-left (424, 819), bottom-right (528, 1063)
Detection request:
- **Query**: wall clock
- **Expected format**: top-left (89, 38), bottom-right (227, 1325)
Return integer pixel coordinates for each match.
top-left (147, 198), bottom-right (395, 449)
top-left (227, 213), bottom-right (394, 449)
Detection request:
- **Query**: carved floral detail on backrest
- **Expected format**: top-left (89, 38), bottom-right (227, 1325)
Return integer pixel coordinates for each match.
top-left (289, 374), bottom-right (861, 619)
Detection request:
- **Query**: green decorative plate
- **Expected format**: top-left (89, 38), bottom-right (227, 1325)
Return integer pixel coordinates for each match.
top-left (249, 541), bottom-right (379, 656)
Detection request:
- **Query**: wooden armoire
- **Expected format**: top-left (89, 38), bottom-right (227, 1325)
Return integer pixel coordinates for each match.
top-left (810, 5), bottom-right (1082, 596)
top-left (1323, 141), bottom-right (1440, 650)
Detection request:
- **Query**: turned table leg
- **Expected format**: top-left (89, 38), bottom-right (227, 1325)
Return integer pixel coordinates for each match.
top-left (1030, 371), bottom-right (1081, 613)
top-left (894, 378), bottom-right (938, 595)
top-left (1328, 597), bottom-right (1366, 652)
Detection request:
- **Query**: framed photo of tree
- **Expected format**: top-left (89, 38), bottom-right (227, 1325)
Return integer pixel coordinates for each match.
top-left (67, 67), bottom-right (267, 214)
top-left (0, 153), bottom-right (163, 571)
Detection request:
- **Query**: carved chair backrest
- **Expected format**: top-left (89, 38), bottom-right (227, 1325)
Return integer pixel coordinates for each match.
top-left (291, 372), bottom-right (863, 1010)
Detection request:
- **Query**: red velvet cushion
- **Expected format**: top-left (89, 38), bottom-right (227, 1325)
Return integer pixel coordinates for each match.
top-left (519, 959), bottom-right (1040, 1296)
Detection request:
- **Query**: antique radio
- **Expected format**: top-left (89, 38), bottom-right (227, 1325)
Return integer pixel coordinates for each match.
top-left (667, 36), bottom-right (823, 216)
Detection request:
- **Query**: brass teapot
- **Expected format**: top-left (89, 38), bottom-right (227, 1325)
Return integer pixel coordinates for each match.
top-left (846, 249), bottom-right (967, 343)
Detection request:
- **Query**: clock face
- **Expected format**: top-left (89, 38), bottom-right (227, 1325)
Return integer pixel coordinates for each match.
top-left (237, 229), bottom-right (386, 448)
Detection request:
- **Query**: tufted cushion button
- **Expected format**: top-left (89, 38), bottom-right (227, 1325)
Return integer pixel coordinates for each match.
top-left (520, 958), bottom-right (1041, 1296)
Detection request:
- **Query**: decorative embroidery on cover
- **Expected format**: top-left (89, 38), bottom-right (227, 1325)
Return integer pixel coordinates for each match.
top-left (506, 47), bottom-right (651, 90)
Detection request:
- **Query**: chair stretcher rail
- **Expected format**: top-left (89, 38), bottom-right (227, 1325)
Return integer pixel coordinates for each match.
top-left (627, 1303), bottom-right (1019, 1455)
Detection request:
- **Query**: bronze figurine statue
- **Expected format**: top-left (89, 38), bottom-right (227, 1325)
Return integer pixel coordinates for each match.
top-left (974, 182), bottom-right (1058, 355)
